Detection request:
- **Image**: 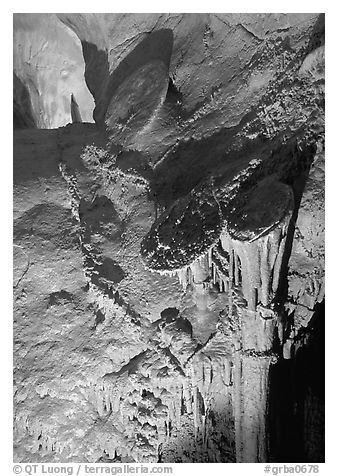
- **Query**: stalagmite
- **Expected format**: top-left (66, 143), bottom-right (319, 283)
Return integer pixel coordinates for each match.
top-left (70, 93), bottom-right (82, 123)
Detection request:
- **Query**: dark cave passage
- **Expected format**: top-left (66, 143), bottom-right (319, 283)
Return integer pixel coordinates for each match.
top-left (268, 300), bottom-right (325, 462)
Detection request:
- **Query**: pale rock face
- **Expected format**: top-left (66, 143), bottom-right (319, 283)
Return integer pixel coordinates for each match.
top-left (13, 13), bottom-right (324, 463)
top-left (13, 14), bottom-right (95, 128)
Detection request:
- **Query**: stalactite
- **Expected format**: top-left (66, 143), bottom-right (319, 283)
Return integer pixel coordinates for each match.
top-left (182, 380), bottom-right (192, 414)
top-left (138, 183), bottom-right (294, 463)
top-left (167, 205), bottom-right (292, 325)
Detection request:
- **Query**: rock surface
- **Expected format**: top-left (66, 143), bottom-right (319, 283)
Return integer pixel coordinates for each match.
top-left (13, 14), bottom-right (95, 128)
top-left (13, 13), bottom-right (324, 463)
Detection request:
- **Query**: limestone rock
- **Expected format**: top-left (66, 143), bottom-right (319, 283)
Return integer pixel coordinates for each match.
top-left (13, 13), bottom-right (324, 464)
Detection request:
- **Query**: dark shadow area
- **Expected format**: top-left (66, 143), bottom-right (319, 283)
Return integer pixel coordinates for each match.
top-left (160, 307), bottom-right (193, 337)
top-left (160, 76), bottom-right (184, 120)
top-left (85, 29), bottom-right (173, 127)
top-left (103, 29), bottom-right (173, 115)
top-left (307, 13), bottom-right (325, 53)
top-left (94, 257), bottom-right (126, 284)
top-left (116, 149), bottom-right (153, 181)
top-left (48, 290), bottom-right (73, 307)
top-left (160, 307), bottom-right (179, 322)
top-left (79, 195), bottom-right (122, 241)
top-left (268, 300), bottom-right (325, 462)
top-left (274, 142), bottom-right (318, 308)
top-left (150, 107), bottom-right (294, 208)
top-left (93, 309), bottom-right (105, 329)
top-left (151, 125), bottom-right (241, 207)
top-left (165, 77), bottom-right (183, 105)
top-left (80, 40), bottom-right (110, 125)
top-left (13, 73), bottom-right (36, 129)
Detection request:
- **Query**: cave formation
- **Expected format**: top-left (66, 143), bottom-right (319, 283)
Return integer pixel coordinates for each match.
top-left (13, 13), bottom-right (325, 463)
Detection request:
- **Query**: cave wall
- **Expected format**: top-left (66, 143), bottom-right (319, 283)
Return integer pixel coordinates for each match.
top-left (13, 13), bottom-right (324, 463)
top-left (13, 13), bottom-right (95, 128)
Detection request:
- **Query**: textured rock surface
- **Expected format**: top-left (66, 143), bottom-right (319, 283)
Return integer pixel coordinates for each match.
top-left (13, 14), bottom-right (95, 128)
top-left (13, 13), bottom-right (324, 463)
